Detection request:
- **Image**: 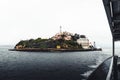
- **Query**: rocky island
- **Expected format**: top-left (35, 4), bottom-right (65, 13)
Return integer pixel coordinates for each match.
top-left (10, 31), bottom-right (102, 52)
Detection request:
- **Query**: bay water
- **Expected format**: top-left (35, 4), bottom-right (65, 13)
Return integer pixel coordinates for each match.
top-left (0, 46), bottom-right (117, 80)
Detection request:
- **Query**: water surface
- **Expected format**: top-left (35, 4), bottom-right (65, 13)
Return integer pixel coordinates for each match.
top-left (0, 46), bottom-right (111, 80)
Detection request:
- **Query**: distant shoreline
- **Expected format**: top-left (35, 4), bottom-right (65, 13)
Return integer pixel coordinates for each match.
top-left (9, 48), bottom-right (102, 52)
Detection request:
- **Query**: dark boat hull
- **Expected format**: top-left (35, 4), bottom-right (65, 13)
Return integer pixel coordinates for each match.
top-left (87, 56), bottom-right (118, 80)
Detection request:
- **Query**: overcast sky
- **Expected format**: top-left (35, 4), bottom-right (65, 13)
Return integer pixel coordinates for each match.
top-left (0, 0), bottom-right (114, 47)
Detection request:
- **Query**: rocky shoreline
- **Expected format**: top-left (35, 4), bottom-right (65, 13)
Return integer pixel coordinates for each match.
top-left (9, 48), bottom-right (102, 52)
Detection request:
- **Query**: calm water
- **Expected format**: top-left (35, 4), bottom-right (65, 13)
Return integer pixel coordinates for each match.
top-left (0, 46), bottom-right (114, 80)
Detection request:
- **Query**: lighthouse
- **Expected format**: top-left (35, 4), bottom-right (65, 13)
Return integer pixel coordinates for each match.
top-left (60, 26), bottom-right (62, 33)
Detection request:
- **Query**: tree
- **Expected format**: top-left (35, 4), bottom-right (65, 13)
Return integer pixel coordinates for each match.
top-left (80, 35), bottom-right (86, 38)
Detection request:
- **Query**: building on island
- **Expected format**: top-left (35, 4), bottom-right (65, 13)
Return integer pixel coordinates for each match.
top-left (51, 29), bottom-right (91, 49)
top-left (15, 45), bottom-right (25, 49)
top-left (76, 35), bottom-right (90, 49)
top-left (14, 26), bottom-right (95, 50)
top-left (52, 31), bottom-right (73, 41)
top-left (56, 45), bottom-right (61, 49)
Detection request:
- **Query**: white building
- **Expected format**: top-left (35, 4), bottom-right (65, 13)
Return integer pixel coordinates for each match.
top-left (77, 38), bottom-right (89, 49)
top-left (52, 31), bottom-right (73, 40)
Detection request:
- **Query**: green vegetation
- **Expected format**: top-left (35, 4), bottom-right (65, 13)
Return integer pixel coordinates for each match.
top-left (15, 33), bottom-right (83, 49)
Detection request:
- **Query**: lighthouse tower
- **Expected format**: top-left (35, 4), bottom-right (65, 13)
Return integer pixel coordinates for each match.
top-left (60, 26), bottom-right (62, 34)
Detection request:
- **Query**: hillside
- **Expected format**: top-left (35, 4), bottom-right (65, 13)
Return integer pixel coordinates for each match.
top-left (15, 32), bottom-right (87, 50)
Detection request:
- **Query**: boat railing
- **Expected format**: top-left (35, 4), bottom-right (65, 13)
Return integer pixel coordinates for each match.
top-left (87, 56), bottom-right (114, 80)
